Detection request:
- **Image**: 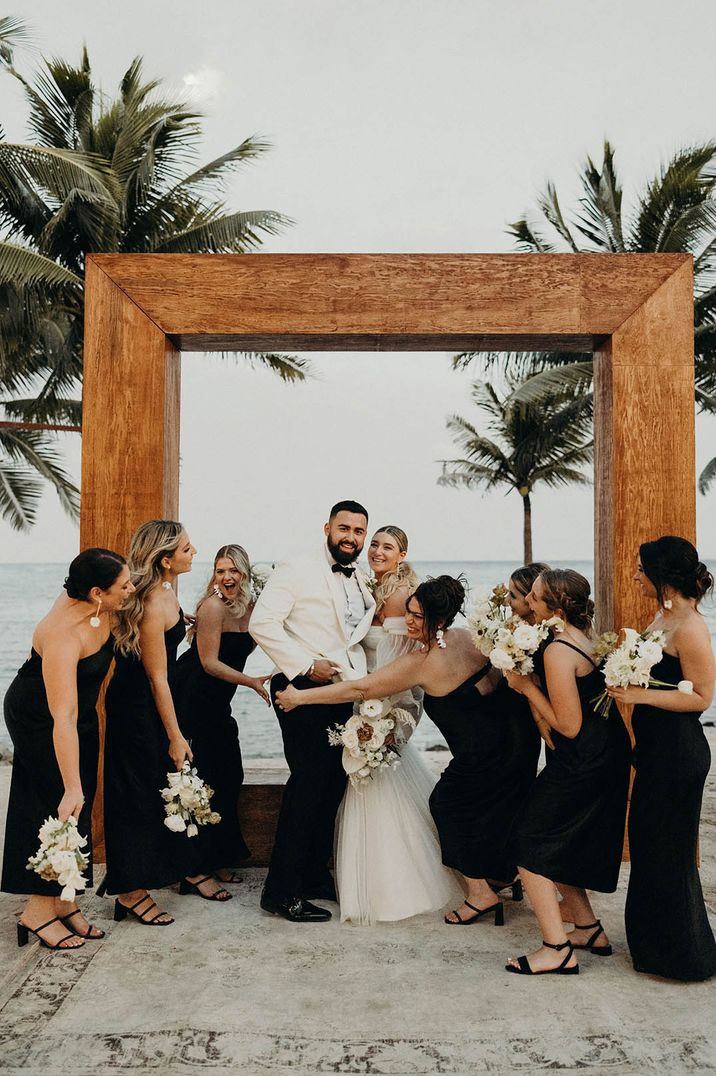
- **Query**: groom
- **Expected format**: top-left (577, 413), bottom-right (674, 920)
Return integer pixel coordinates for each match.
top-left (249, 500), bottom-right (376, 922)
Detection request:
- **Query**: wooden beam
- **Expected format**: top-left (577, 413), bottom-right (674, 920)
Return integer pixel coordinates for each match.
top-left (593, 259), bottom-right (695, 636)
top-left (88, 252), bottom-right (688, 342)
top-left (80, 259), bottom-right (180, 556)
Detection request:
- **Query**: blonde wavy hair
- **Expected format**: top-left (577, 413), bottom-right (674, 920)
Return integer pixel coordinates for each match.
top-left (114, 520), bottom-right (185, 657)
top-left (370, 525), bottom-right (419, 613)
top-left (187, 544), bottom-right (253, 642)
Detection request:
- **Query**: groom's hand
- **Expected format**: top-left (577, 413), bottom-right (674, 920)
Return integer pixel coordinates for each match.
top-left (309, 659), bottom-right (340, 683)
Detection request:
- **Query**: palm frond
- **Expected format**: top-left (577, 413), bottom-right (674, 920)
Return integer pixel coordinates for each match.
top-left (0, 426), bottom-right (79, 518)
top-left (0, 240), bottom-right (82, 287)
top-left (506, 361), bottom-right (594, 407)
top-left (0, 460), bottom-right (42, 530)
top-left (698, 454), bottom-right (716, 494)
top-left (152, 208), bottom-right (290, 253)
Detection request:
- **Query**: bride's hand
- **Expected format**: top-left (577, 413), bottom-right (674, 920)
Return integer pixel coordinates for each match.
top-left (275, 685), bottom-right (302, 712)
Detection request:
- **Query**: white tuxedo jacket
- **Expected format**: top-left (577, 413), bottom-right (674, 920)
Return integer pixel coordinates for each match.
top-left (249, 548), bottom-right (376, 682)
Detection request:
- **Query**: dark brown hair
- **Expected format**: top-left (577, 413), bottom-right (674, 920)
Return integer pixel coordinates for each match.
top-left (539, 568), bottom-right (594, 632)
top-left (510, 562), bottom-right (551, 597)
top-left (639, 536), bottom-right (713, 607)
top-left (63, 548), bottom-right (126, 600)
top-left (410, 575), bottom-right (466, 645)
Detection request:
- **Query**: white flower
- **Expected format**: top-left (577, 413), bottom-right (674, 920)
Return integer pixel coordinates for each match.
top-left (186, 823), bottom-right (198, 838)
top-left (623, 628), bottom-right (640, 647)
top-left (359, 698), bottom-right (384, 718)
top-left (358, 766), bottom-right (370, 778)
top-left (164, 814), bottom-right (186, 832)
top-left (490, 647), bottom-right (515, 671)
top-left (678, 680), bottom-right (694, 694)
top-left (166, 771), bottom-right (183, 789)
top-left (637, 640), bottom-right (663, 666)
top-left (512, 622), bottom-right (540, 652)
top-left (342, 729), bottom-right (360, 755)
top-left (366, 733), bottom-right (386, 751)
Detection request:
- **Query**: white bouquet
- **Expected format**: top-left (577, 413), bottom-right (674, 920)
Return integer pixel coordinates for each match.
top-left (161, 761), bottom-right (221, 837)
top-left (488, 615), bottom-right (565, 676)
top-left (26, 816), bottom-right (89, 901)
top-left (327, 698), bottom-right (416, 787)
top-left (467, 583), bottom-right (511, 655)
top-left (593, 628), bottom-right (693, 716)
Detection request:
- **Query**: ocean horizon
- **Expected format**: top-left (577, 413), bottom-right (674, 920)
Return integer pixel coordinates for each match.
top-left (1, 559), bottom-right (714, 755)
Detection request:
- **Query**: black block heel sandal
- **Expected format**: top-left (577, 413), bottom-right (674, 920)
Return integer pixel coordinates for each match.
top-left (179, 876), bottom-right (232, 902)
top-left (571, 919), bottom-right (612, 956)
top-left (505, 939), bottom-right (579, 975)
top-left (445, 900), bottom-right (504, 926)
top-left (113, 895), bottom-right (174, 925)
top-left (17, 916), bottom-right (85, 950)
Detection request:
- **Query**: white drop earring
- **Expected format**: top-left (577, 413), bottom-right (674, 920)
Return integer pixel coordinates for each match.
top-left (89, 598), bottom-right (102, 628)
top-left (663, 598), bottom-right (673, 610)
top-left (162, 580), bottom-right (172, 590)
top-left (436, 628), bottom-right (446, 649)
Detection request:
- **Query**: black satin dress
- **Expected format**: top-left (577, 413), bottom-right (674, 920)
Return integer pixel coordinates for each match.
top-left (173, 632), bottom-right (252, 870)
top-left (626, 652), bottom-right (716, 981)
top-left (1, 637), bottom-right (114, 894)
top-left (511, 640), bottom-right (631, 891)
top-left (425, 664), bottom-right (516, 881)
top-left (103, 616), bottom-right (187, 894)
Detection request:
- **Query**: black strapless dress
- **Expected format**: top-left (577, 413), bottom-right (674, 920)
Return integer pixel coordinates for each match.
top-left (173, 632), bottom-right (252, 869)
top-left (103, 616), bottom-right (188, 894)
top-left (511, 640), bottom-right (631, 892)
top-left (1, 638), bottom-right (114, 894)
top-left (626, 652), bottom-right (716, 981)
top-left (425, 665), bottom-right (516, 880)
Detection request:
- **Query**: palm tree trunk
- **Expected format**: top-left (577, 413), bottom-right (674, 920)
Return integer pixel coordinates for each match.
top-left (522, 493), bottom-right (533, 563)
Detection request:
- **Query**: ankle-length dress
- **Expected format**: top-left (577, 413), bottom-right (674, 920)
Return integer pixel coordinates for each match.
top-left (1, 638), bottom-right (114, 894)
top-left (173, 631), bottom-right (252, 870)
top-left (103, 616), bottom-right (187, 894)
top-left (335, 619), bottom-right (462, 924)
top-left (626, 651), bottom-right (716, 981)
top-left (511, 639), bottom-right (631, 892)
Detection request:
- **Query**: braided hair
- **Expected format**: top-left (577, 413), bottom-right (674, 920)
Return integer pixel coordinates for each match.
top-left (539, 569), bottom-right (595, 633)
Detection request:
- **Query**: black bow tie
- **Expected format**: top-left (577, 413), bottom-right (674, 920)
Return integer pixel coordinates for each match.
top-left (332, 563), bottom-right (356, 578)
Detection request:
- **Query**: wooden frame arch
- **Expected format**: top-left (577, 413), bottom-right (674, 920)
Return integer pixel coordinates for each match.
top-left (81, 251), bottom-right (696, 633)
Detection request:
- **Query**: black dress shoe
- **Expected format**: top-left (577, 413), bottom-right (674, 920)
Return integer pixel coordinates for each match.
top-left (260, 893), bottom-right (331, 922)
top-left (304, 883), bottom-right (338, 902)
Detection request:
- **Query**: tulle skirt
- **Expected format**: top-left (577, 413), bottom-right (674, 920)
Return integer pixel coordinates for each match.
top-left (335, 741), bottom-right (463, 924)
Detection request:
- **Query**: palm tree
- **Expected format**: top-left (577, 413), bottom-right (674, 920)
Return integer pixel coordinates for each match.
top-left (453, 141), bottom-right (716, 490)
top-left (0, 43), bottom-right (301, 529)
top-left (438, 377), bottom-right (593, 562)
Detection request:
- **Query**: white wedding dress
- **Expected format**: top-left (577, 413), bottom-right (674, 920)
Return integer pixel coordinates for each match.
top-left (334, 617), bottom-right (463, 924)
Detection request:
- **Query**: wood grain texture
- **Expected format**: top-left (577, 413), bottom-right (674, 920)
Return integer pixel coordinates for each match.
top-left (88, 253), bottom-right (688, 341)
top-left (81, 259), bottom-right (181, 556)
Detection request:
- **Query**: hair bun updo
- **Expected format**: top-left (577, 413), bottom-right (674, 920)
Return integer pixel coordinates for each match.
top-left (639, 536), bottom-right (714, 605)
top-left (411, 574), bottom-right (466, 644)
top-left (63, 548), bottom-right (126, 601)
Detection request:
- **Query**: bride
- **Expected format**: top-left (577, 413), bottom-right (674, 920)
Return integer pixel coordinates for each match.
top-left (333, 525), bottom-right (461, 924)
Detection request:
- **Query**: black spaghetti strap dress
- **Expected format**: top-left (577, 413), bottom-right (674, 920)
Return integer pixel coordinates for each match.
top-left (173, 632), bottom-right (252, 869)
top-left (425, 664), bottom-right (516, 881)
top-left (511, 639), bottom-right (631, 892)
top-left (626, 651), bottom-right (716, 981)
top-left (494, 678), bottom-right (541, 803)
top-left (1, 637), bottom-right (114, 894)
top-left (103, 616), bottom-right (188, 894)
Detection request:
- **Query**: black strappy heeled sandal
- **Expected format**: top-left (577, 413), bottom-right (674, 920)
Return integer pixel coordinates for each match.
top-left (444, 899), bottom-right (504, 926)
top-left (488, 878), bottom-right (523, 902)
top-left (17, 915), bottom-right (85, 950)
top-left (179, 875), bottom-right (232, 902)
top-left (113, 895), bottom-right (174, 925)
top-left (59, 908), bottom-right (105, 940)
top-left (570, 919), bottom-right (612, 956)
top-left (505, 938), bottom-right (579, 975)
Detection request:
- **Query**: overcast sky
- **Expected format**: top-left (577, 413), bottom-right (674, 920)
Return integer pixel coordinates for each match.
top-left (2, 0), bottom-right (716, 563)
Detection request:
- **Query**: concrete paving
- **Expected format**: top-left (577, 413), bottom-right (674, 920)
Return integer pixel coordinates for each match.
top-left (0, 739), bottom-right (715, 1075)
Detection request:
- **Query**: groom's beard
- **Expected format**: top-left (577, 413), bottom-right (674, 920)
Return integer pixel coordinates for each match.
top-left (327, 537), bottom-right (361, 566)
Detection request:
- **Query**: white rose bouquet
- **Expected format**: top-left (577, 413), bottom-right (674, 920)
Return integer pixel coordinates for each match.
top-left (26, 816), bottom-right (89, 901)
top-left (327, 698), bottom-right (416, 787)
top-left (466, 582), bottom-right (511, 655)
top-left (161, 761), bottom-right (221, 837)
top-left (489, 615), bottom-right (566, 675)
top-left (594, 627), bottom-right (694, 716)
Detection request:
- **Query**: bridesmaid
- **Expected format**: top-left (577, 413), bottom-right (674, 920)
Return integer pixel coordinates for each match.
top-left (608, 536), bottom-right (716, 981)
top-left (276, 576), bottom-right (516, 927)
top-left (104, 520), bottom-right (224, 925)
top-left (505, 569), bottom-right (631, 975)
top-left (2, 549), bottom-right (133, 949)
top-left (488, 562), bottom-right (551, 902)
top-left (174, 545), bottom-right (270, 885)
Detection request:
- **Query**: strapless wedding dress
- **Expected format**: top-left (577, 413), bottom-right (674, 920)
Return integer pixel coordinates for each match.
top-left (334, 618), bottom-right (462, 924)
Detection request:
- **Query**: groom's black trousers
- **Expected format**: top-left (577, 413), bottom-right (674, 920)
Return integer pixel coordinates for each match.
top-left (264, 674), bottom-right (352, 900)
